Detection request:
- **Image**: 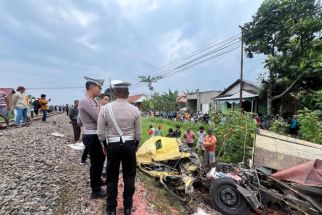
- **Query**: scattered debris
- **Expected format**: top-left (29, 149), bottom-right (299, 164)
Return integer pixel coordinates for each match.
top-left (50, 132), bottom-right (65, 137)
top-left (68, 142), bottom-right (85, 150)
top-left (191, 207), bottom-right (210, 215)
top-left (137, 137), bottom-right (322, 215)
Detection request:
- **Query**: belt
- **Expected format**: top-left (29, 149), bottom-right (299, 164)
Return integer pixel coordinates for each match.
top-left (107, 136), bottom-right (135, 143)
top-left (83, 129), bottom-right (97, 135)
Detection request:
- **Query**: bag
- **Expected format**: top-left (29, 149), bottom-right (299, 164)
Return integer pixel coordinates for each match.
top-left (32, 100), bottom-right (41, 110)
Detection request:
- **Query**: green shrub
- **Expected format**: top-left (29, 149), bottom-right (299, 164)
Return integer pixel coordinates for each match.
top-left (298, 108), bottom-right (322, 144)
top-left (212, 111), bottom-right (256, 163)
top-left (141, 110), bottom-right (256, 163)
top-left (270, 119), bottom-right (289, 135)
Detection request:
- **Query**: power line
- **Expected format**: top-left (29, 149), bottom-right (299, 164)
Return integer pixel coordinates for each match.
top-left (132, 35), bottom-right (241, 88)
top-left (132, 45), bottom-right (240, 90)
top-left (132, 33), bottom-right (241, 87)
top-left (157, 40), bottom-right (240, 78)
top-left (164, 46), bottom-right (241, 79)
top-left (139, 32), bottom-right (240, 78)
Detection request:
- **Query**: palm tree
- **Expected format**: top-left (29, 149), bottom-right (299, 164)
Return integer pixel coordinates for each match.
top-left (138, 75), bottom-right (163, 97)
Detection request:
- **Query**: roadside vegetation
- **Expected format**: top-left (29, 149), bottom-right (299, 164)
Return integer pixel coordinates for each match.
top-left (270, 90), bottom-right (322, 144)
top-left (141, 110), bottom-right (256, 164)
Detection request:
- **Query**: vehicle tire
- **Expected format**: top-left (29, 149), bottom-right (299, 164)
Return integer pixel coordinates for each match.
top-left (209, 177), bottom-right (250, 215)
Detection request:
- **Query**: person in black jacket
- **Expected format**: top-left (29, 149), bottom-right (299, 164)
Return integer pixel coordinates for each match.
top-left (69, 100), bottom-right (81, 142)
top-left (32, 98), bottom-right (40, 116)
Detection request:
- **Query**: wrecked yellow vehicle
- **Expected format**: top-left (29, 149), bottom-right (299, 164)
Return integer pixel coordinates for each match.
top-left (137, 137), bottom-right (322, 215)
top-left (136, 136), bottom-right (201, 202)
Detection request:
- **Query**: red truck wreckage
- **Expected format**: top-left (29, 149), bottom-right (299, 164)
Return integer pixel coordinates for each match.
top-left (136, 137), bottom-right (322, 215)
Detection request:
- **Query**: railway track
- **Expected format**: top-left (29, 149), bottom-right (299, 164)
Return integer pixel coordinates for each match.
top-left (0, 112), bottom-right (63, 129)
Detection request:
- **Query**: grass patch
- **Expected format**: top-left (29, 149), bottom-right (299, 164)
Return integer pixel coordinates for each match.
top-left (137, 172), bottom-right (186, 215)
top-left (0, 112), bottom-right (14, 122)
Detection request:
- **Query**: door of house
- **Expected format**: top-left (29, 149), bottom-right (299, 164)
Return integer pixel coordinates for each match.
top-left (202, 103), bottom-right (209, 114)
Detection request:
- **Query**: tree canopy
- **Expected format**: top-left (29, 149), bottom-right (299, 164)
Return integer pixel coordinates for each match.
top-left (141, 90), bottom-right (184, 112)
top-left (243, 0), bottom-right (322, 116)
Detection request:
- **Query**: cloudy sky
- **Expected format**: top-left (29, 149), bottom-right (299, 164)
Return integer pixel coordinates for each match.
top-left (0, 0), bottom-right (265, 104)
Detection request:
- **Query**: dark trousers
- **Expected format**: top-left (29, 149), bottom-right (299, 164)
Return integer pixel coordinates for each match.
top-left (106, 140), bottom-right (136, 211)
top-left (71, 121), bottom-right (81, 141)
top-left (41, 110), bottom-right (47, 122)
top-left (82, 134), bottom-right (105, 192)
top-left (34, 109), bottom-right (39, 116)
top-left (81, 144), bottom-right (89, 163)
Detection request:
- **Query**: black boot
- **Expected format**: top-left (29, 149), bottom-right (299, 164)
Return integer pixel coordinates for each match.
top-left (124, 207), bottom-right (132, 215)
top-left (90, 190), bottom-right (107, 199)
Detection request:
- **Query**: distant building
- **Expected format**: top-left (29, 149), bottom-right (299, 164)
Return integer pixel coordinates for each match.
top-left (187, 90), bottom-right (221, 114)
top-left (214, 79), bottom-right (265, 114)
top-left (127, 94), bottom-right (149, 110)
top-left (0, 88), bottom-right (14, 108)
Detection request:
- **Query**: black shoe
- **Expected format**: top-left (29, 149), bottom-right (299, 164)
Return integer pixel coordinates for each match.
top-left (124, 208), bottom-right (132, 215)
top-left (90, 190), bottom-right (107, 199)
top-left (105, 209), bottom-right (116, 215)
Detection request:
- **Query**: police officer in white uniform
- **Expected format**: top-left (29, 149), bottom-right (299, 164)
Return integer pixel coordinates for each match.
top-left (97, 80), bottom-right (141, 215)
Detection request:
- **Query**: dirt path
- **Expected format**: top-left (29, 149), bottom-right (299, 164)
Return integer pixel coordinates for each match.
top-left (0, 114), bottom-right (162, 215)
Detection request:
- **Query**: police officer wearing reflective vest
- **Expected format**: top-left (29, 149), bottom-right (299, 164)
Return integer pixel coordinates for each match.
top-left (97, 80), bottom-right (141, 215)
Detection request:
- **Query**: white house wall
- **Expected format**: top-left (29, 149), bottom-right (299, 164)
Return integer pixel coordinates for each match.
top-left (223, 82), bottom-right (258, 96)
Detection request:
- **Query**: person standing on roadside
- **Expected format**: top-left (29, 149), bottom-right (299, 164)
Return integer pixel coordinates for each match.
top-left (173, 125), bottom-right (182, 138)
top-left (197, 126), bottom-right (205, 156)
top-left (204, 129), bottom-right (217, 168)
top-left (39, 94), bottom-right (50, 122)
top-left (98, 93), bottom-right (109, 177)
top-left (0, 90), bottom-right (10, 128)
top-left (32, 98), bottom-right (40, 116)
top-left (65, 104), bottom-right (70, 116)
top-left (79, 76), bottom-right (106, 199)
top-left (97, 80), bottom-right (141, 215)
top-left (183, 128), bottom-right (195, 148)
top-left (156, 124), bottom-right (163, 136)
top-left (99, 94), bottom-right (109, 106)
top-left (69, 100), bottom-right (81, 142)
top-left (29, 99), bottom-right (35, 119)
top-left (13, 86), bottom-right (29, 127)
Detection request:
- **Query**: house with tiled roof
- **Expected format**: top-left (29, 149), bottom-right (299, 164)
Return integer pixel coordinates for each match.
top-left (127, 94), bottom-right (149, 110)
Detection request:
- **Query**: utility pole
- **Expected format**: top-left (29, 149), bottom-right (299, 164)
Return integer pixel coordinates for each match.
top-left (239, 26), bottom-right (244, 111)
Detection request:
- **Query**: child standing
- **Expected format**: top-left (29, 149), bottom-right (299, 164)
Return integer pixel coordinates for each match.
top-left (197, 126), bottom-right (205, 155)
top-left (183, 128), bottom-right (195, 148)
top-left (148, 125), bottom-right (156, 137)
top-left (156, 124), bottom-right (162, 136)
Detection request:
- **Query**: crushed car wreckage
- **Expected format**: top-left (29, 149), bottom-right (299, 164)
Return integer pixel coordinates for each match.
top-left (136, 137), bottom-right (322, 215)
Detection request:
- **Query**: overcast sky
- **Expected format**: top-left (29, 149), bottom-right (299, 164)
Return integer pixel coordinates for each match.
top-left (0, 0), bottom-right (265, 105)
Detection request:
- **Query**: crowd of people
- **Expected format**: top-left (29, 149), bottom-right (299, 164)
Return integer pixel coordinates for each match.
top-left (0, 86), bottom-right (53, 128)
top-left (144, 111), bottom-right (210, 124)
top-left (147, 124), bottom-right (217, 168)
top-left (0, 86), bottom-right (81, 129)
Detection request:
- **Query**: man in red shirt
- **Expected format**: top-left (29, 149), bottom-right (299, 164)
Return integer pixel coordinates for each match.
top-left (183, 128), bottom-right (195, 148)
top-left (203, 129), bottom-right (217, 168)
